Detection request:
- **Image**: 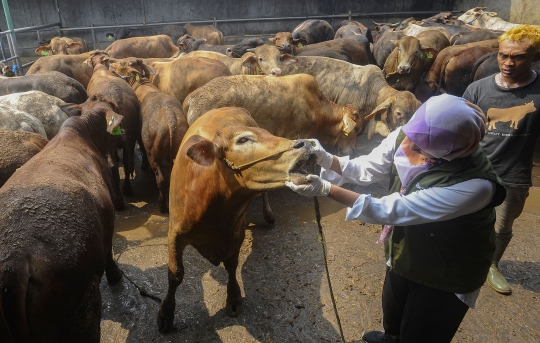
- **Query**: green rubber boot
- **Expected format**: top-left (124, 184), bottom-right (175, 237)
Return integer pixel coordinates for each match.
top-left (487, 235), bottom-right (512, 295)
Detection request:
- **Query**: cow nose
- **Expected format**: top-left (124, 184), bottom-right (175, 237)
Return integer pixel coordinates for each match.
top-left (270, 68), bottom-right (282, 76)
top-left (294, 139), bottom-right (311, 150)
top-left (398, 66), bottom-right (411, 74)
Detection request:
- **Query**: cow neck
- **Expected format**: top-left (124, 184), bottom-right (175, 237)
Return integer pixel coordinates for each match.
top-left (129, 76), bottom-right (151, 92)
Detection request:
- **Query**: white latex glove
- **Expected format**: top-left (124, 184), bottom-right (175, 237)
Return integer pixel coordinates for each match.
top-left (285, 175), bottom-right (331, 197)
top-left (309, 139), bottom-right (334, 170)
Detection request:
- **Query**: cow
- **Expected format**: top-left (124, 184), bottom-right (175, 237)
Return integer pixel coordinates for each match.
top-left (184, 23), bottom-right (224, 45)
top-left (149, 56), bottom-right (232, 104)
top-left (104, 35), bottom-right (180, 59)
top-left (415, 39), bottom-right (499, 102)
top-left (270, 38), bottom-right (370, 65)
top-left (410, 21), bottom-right (472, 37)
top-left (373, 30), bottom-right (405, 68)
top-left (109, 57), bottom-right (189, 213)
top-left (335, 20), bottom-right (374, 43)
top-left (0, 71), bottom-right (87, 104)
top-left (84, 50), bottom-right (142, 210)
top-left (178, 35), bottom-right (265, 57)
top-left (183, 74), bottom-right (362, 155)
top-left (0, 94), bottom-right (123, 343)
top-left (183, 50), bottom-right (256, 75)
top-left (296, 48), bottom-right (352, 62)
top-left (0, 105), bottom-right (47, 137)
top-left (156, 106), bottom-right (314, 332)
top-left (0, 130), bottom-right (48, 187)
top-left (35, 36), bottom-right (88, 56)
top-left (242, 45), bottom-right (422, 140)
top-left (0, 91), bottom-right (69, 139)
top-left (450, 29), bottom-right (501, 45)
top-left (105, 24), bottom-right (187, 43)
top-left (383, 30), bottom-right (450, 92)
top-left (457, 7), bottom-right (539, 31)
top-left (291, 19), bottom-right (335, 45)
top-left (469, 52), bottom-right (540, 83)
top-left (25, 52), bottom-right (94, 88)
top-left (403, 23), bottom-right (452, 40)
top-left (486, 101), bottom-right (537, 131)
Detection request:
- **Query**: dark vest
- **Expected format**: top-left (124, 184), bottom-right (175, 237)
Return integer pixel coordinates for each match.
top-left (384, 131), bottom-right (506, 293)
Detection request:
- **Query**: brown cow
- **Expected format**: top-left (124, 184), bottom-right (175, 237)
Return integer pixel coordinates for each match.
top-left (156, 106), bottom-right (313, 332)
top-left (271, 38), bottom-right (370, 65)
top-left (415, 39), bottom-right (499, 102)
top-left (35, 36), bottom-right (88, 56)
top-left (26, 52), bottom-right (94, 88)
top-left (383, 30), bottom-right (450, 92)
top-left (0, 129), bottom-right (48, 187)
top-left (0, 95), bottom-right (123, 342)
top-left (183, 74), bottom-right (362, 155)
top-left (104, 35), bottom-right (180, 59)
top-left (109, 58), bottom-right (189, 213)
top-left (84, 50), bottom-right (142, 210)
top-left (242, 45), bottom-right (421, 140)
top-left (183, 50), bottom-right (256, 75)
top-left (487, 101), bottom-right (537, 131)
top-left (184, 23), bottom-right (224, 45)
top-left (149, 56), bottom-right (232, 104)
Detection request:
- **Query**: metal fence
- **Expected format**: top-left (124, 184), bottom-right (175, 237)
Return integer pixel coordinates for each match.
top-left (0, 10), bottom-right (459, 75)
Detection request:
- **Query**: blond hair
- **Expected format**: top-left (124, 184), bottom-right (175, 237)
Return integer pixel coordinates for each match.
top-left (499, 24), bottom-right (540, 52)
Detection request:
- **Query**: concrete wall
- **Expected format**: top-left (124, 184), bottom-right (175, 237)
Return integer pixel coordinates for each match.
top-left (1, 0), bottom-right (455, 57)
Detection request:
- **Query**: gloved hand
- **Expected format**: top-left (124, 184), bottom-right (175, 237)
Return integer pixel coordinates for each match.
top-left (309, 139), bottom-right (334, 170)
top-left (285, 174), bottom-right (331, 197)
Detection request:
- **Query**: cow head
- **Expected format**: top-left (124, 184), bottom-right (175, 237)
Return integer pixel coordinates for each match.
top-left (226, 38), bottom-right (265, 58)
top-left (242, 45), bottom-right (298, 76)
top-left (109, 57), bottom-right (156, 83)
top-left (35, 36), bottom-right (83, 56)
top-left (84, 50), bottom-right (111, 69)
top-left (186, 127), bottom-right (314, 191)
top-left (365, 91), bottom-right (421, 140)
top-left (177, 34), bottom-right (196, 52)
top-left (391, 36), bottom-right (437, 74)
top-left (268, 32), bottom-right (298, 54)
top-left (414, 77), bottom-right (443, 103)
top-left (458, 7), bottom-right (492, 26)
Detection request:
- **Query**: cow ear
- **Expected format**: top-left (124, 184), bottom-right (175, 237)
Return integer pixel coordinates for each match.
top-left (105, 110), bottom-right (123, 134)
top-left (187, 139), bottom-right (218, 166)
top-left (68, 42), bottom-right (83, 50)
top-left (488, 12), bottom-right (497, 17)
top-left (269, 37), bottom-right (277, 44)
top-left (280, 54), bottom-right (298, 65)
top-left (142, 62), bottom-right (156, 76)
top-left (35, 46), bottom-right (49, 56)
top-left (59, 103), bottom-right (82, 117)
top-left (241, 54), bottom-right (258, 71)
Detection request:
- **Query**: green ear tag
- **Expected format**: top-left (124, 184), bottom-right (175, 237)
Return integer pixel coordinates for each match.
top-left (136, 74), bottom-right (140, 81)
top-left (420, 52), bottom-right (426, 59)
top-left (108, 35), bottom-right (114, 40)
top-left (41, 50), bottom-right (49, 56)
top-left (111, 126), bottom-right (122, 136)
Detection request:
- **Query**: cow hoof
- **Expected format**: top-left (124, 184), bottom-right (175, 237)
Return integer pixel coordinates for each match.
top-left (157, 313), bottom-right (173, 333)
top-left (226, 301), bottom-right (243, 317)
top-left (263, 213), bottom-right (275, 225)
top-left (106, 268), bottom-right (123, 284)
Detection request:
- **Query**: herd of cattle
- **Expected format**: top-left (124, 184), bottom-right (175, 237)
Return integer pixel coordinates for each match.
top-left (0, 7), bottom-right (537, 341)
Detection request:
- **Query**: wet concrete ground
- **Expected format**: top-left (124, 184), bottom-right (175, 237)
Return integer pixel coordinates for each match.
top-left (100, 136), bottom-right (540, 343)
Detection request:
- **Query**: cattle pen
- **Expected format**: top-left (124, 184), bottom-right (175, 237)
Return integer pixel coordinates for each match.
top-left (1, 0), bottom-right (540, 342)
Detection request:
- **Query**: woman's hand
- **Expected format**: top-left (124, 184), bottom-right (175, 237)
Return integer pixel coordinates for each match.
top-left (285, 175), bottom-right (331, 197)
top-left (309, 139), bottom-right (334, 170)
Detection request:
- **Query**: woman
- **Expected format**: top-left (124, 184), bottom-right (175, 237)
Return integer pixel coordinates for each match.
top-left (287, 94), bottom-right (506, 343)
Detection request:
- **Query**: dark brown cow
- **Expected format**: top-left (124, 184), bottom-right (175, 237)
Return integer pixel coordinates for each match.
top-left (109, 58), bottom-right (189, 213)
top-left (0, 129), bottom-right (48, 187)
top-left (415, 39), bottom-right (499, 102)
top-left (149, 56), bottom-right (232, 104)
top-left (291, 19), bottom-right (335, 45)
top-left (184, 23), bottom-right (224, 45)
top-left (84, 51), bottom-right (142, 210)
top-left (0, 71), bottom-right (87, 103)
top-left (373, 30), bottom-right (406, 68)
top-left (470, 52), bottom-right (540, 83)
top-left (334, 21), bottom-right (373, 63)
top-left (243, 45), bottom-right (421, 139)
top-left (26, 52), bottom-right (94, 88)
top-left (183, 74), bottom-right (362, 155)
top-left (177, 36), bottom-right (230, 54)
top-left (157, 106), bottom-right (313, 332)
top-left (383, 30), bottom-right (450, 92)
top-left (35, 36), bottom-right (88, 56)
top-left (0, 95), bottom-right (123, 343)
top-left (104, 35), bottom-right (180, 58)
top-left (272, 38), bottom-right (370, 65)
top-left (450, 29), bottom-right (501, 45)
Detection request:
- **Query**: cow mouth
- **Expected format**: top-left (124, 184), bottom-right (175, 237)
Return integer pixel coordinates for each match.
top-left (289, 153), bottom-right (316, 184)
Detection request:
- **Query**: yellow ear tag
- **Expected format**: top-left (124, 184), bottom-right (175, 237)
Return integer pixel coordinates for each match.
top-left (297, 42), bottom-right (303, 48)
top-left (136, 74), bottom-right (140, 81)
top-left (108, 118), bottom-right (113, 126)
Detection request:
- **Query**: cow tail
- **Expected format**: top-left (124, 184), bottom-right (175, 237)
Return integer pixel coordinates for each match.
top-left (0, 261), bottom-right (31, 341)
top-left (167, 110), bottom-right (178, 164)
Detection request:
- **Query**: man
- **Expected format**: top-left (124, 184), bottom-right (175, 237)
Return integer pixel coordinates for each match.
top-left (463, 24), bottom-right (540, 295)
top-left (287, 94), bottom-right (506, 343)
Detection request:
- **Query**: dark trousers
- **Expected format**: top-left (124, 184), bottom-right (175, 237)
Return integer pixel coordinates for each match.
top-left (382, 268), bottom-right (469, 343)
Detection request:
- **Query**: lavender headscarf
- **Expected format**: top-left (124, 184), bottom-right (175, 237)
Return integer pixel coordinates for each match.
top-left (401, 94), bottom-right (486, 161)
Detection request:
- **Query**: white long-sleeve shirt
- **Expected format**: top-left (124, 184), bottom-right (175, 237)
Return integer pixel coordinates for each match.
top-left (321, 128), bottom-right (496, 308)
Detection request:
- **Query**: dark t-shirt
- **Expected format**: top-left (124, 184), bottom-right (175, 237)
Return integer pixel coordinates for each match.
top-left (463, 74), bottom-right (540, 187)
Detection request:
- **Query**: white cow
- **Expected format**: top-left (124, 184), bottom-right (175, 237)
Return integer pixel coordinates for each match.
top-left (458, 7), bottom-right (538, 31)
top-left (0, 91), bottom-right (68, 139)
top-left (0, 104), bottom-right (47, 137)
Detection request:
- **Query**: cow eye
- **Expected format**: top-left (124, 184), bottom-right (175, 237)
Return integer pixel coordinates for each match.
top-left (237, 137), bottom-right (252, 144)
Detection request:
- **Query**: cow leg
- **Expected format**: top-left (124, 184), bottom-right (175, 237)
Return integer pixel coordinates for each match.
top-left (223, 229), bottom-right (245, 317)
top-left (262, 192), bottom-right (275, 225)
top-left (121, 140), bottom-right (134, 196)
top-left (108, 148), bottom-right (125, 210)
top-left (153, 161), bottom-right (169, 214)
top-left (138, 136), bottom-right (150, 171)
top-left (157, 235), bottom-right (186, 333)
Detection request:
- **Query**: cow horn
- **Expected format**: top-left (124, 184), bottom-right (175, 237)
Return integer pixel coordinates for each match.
top-left (245, 48), bottom-right (256, 52)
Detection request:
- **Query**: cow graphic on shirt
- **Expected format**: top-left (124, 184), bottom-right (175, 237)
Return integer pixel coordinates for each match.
top-left (486, 101), bottom-right (536, 131)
